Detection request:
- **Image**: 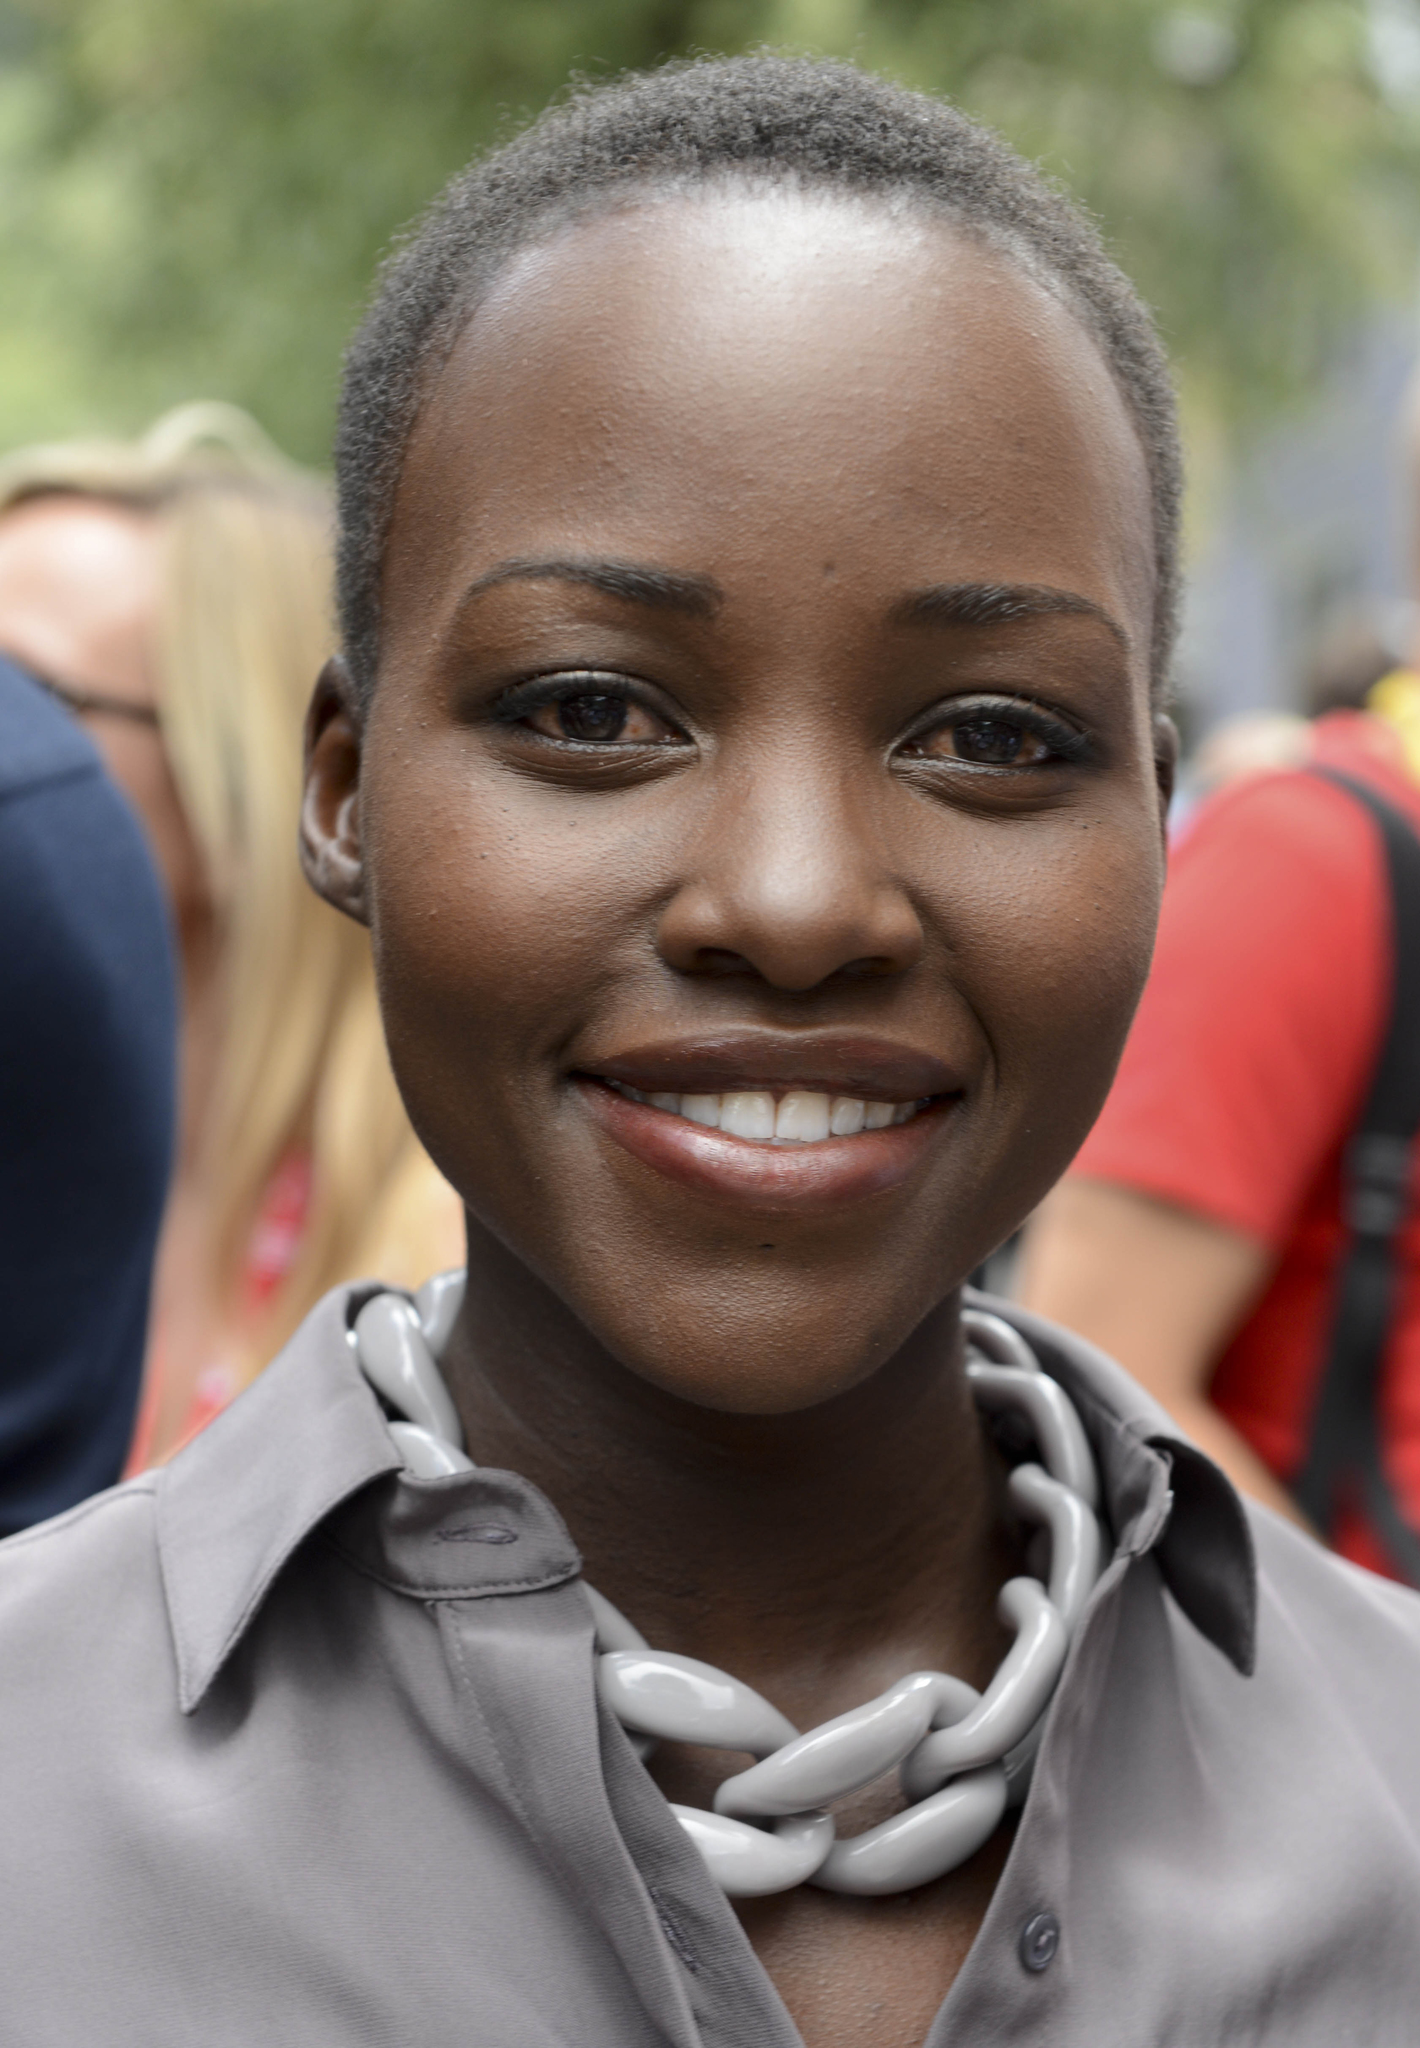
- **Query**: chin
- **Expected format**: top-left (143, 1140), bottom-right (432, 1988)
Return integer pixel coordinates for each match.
top-left (604, 1313), bottom-right (920, 1418)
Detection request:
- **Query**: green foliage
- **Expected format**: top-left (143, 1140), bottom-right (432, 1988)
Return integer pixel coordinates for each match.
top-left (852, 0), bottom-right (1420, 423)
top-left (0, 0), bottom-right (1415, 461)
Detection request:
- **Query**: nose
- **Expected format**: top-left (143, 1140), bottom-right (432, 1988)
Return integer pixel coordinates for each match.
top-left (655, 746), bottom-right (924, 991)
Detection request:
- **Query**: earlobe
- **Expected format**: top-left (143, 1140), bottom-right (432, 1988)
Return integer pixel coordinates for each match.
top-left (1152, 712), bottom-right (1179, 829)
top-left (300, 657), bottom-right (368, 924)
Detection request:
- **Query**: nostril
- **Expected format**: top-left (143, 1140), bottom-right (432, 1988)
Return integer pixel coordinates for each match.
top-left (838, 956), bottom-right (902, 980)
top-left (680, 947), bottom-right (908, 991)
top-left (656, 870), bottom-right (925, 989)
top-left (687, 948), bottom-right (756, 978)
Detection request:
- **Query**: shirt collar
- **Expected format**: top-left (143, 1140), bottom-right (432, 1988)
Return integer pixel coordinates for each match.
top-left (158, 1286), bottom-right (404, 1712)
top-left (991, 1294), bottom-right (1258, 1676)
top-left (158, 1283), bottom-right (1258, 1713)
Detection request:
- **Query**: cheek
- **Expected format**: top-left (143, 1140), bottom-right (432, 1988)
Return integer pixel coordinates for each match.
top-left (360, 748), bottom-right (635, 1105)
top-left (953, 805), bottom-right (1162, 1156)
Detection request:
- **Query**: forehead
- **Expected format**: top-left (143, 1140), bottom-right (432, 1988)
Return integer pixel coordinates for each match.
top-left (385, 186), bottom-right (1155, 668)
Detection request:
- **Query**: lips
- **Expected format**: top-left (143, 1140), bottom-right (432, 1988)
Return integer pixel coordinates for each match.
top-left (588, 1032), bottom-right (959, 1103)
top-left (574, 1034), bottom-right (963, 1213)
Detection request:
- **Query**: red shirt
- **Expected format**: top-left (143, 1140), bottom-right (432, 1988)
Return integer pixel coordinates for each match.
top-left (1071, 713), bottom-right (1420, 1576)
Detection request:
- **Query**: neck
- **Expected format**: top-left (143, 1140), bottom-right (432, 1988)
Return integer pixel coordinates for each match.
top-left (443, 1224), bottom-right (1023, 1722)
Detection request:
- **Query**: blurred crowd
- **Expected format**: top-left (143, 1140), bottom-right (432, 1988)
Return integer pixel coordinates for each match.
top-left (1022, 600), bottom-right (1420, 1579)
top-left (0, 405), bottom-right (461, 1532)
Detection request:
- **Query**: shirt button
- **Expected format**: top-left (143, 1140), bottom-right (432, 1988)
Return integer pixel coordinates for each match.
top-left (433, 1522), bottom-right (520, 1545)
top-left (1019, 1911), bottom-right (1060, 1973)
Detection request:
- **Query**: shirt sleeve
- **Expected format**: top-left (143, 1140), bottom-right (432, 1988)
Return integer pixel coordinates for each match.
top-left (1069, 769), bottom-right (1389, 1247)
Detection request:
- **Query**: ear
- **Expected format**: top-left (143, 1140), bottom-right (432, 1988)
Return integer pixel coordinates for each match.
top-left (1152, 712), bottom-right (1179, 835)
top-left (301, 657), bottom-right (368, 924)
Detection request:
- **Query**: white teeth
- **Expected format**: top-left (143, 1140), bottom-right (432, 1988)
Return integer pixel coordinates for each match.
top-left (680, 1094), bottom-right (721, 1129)
top-left (775, 1091), bottom-right (830, 1141)
top-left (608, 1082), bottom-right (926, 1144)
top-left (720, 1090), bottom-right (777, 1141)
top-left (829, 1096), bottom-right (866, 1136)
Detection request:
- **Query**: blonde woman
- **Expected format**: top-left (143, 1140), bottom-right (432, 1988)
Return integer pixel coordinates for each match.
top-left (0, 404), bottom-right (463, 1466)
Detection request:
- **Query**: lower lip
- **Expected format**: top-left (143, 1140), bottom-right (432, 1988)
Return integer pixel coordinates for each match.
top-left (575, 1078), bottom-right (952, 1214)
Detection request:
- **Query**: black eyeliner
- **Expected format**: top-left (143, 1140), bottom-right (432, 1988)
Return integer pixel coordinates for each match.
top-left (491, 670), bottom-right (640, 725)
top-left (902, 694), bottom-right (1095, 767)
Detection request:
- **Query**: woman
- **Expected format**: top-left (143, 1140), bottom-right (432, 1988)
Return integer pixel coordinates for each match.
top-left (1, 58), bottom-right (1419, 2048)
top-left (0, 406), bottom-right (462, 1464)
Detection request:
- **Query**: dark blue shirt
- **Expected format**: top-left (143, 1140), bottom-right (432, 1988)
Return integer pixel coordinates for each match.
top-left (0, 657), bottom-right (175, 1532)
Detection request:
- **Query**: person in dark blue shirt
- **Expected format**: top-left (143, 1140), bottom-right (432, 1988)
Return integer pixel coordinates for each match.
top-left (0, 654), bottom-right (175, 1532)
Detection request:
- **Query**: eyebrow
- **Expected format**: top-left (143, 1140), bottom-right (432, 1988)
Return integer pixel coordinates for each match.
top-left (891, 581), bottom-right (1129, 651)
top-left (452, 560), bottom-right (1127, 650)
top-left (453, 556), bottom-right (723, 620)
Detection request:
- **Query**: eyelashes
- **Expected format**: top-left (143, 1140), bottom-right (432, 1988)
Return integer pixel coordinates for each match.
top-left (492, 672), bottom-right (688, 748)
top-left (491, 673), bottom-right (1092, 772)
top-left (897, 696), bottom-right (1093, 772)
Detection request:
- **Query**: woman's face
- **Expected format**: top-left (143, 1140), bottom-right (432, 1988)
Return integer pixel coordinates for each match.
top-left (0, 497), bottom-right (207, 933)
top-left (307, 187), bottom-right (1168, 1414)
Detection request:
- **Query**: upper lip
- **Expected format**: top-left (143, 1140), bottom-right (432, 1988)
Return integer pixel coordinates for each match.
top-left (578, 1032), bottom-right (964, 1102)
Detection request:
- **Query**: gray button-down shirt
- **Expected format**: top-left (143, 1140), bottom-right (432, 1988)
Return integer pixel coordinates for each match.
top-left (4, 1284), bottom-right (1420, 2045)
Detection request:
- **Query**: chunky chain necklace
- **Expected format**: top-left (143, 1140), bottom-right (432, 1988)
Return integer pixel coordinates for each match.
top-left (351, 1276), bottom-right (1104, 1899)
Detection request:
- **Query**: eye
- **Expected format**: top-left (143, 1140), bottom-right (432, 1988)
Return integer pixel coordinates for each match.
top-left (497, 672), bottom-right (688, 748)
top-left (899, 697), bottom-right (1088, 771)
top-left (936, 715), bottom-right (1050, 767)
top-left (527, 692), bottom-right (649, 744)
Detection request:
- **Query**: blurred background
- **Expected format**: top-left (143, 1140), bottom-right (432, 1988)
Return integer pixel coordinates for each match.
top-left (4, 0), bottom-right (1420, 737)
top-left (4, 0), bottom-right (1420, 1530)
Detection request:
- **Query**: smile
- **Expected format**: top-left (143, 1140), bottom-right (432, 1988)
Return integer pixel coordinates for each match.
top-left (604, 1081), bottom-right (927, 1143)
top-left (578, 1064), bottom-right (955, 1215)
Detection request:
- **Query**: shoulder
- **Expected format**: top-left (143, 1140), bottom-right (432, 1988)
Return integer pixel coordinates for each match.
top-left (1151, 758), bottom-right (1388, 1017)
top-left (1147, 745), bottom-right (1399, 1050)
top-left (0, 1478), bottom-right (164, 1619)
top-left (0, 662), bottom-right (172, 1040)
top-left (1174, 713), bottom-right (1420, 899)
top-left (0, 1478), bottom-right (181, 1710)
top-left (1251, 1504), bottom-right (1420, 1678)
top-left (0, 655), bottom-right (164, 948)
top-left (1208, 1511), bottom-right (1420, 1835)
top-left (0, 656), bottom-right (101, 803)
top-left (1173, 758), bottom-right (1383, 907)
top-left (0, 1482), bottom-right (201, 1802)
top-left (1017, 1300), bottom-right (1420, 1727)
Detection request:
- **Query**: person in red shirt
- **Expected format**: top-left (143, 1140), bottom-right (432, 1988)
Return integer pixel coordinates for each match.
top-left (1022, 700), bottom-right (1420, 1575)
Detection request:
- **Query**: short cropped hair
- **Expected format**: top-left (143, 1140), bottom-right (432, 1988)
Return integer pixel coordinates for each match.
top-left (337, 54), bottom-right (1181, 704)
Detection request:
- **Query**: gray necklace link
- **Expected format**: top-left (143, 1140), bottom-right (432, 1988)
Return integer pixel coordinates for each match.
top-left (352, 1276), bottom-right (1104, 1899)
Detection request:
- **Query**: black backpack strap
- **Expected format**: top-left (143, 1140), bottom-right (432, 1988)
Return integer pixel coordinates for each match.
top-left (1292, 768), bottom-right (1420, 1579)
